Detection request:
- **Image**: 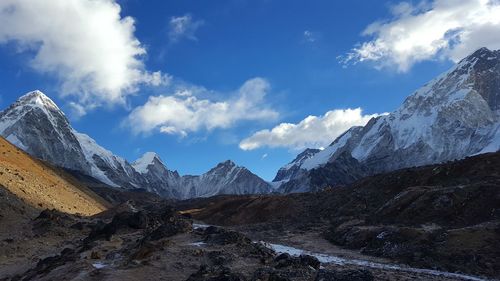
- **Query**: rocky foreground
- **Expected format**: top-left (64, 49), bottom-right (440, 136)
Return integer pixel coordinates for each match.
top-left (1, 200), bottom-right (379, 281)
top-left (178, 152), bottom-right (500, 280)
top-left (0, 148), bottom-right (498, 280)
top-left (3, 196), bottom-right (492, 281)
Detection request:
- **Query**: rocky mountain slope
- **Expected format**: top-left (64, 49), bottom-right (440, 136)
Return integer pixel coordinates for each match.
top-left (0, 91), bottom-right (271, 199)
top-left (276, 47), bottom-right (500, 192)
top-left (0, 136), bottom-right (107, 216)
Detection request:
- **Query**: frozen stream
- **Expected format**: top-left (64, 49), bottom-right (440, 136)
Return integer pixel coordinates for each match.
top-left (193, 222), bottom-right (491, 281)
top-left (261, 242), bottom-right (490, 281)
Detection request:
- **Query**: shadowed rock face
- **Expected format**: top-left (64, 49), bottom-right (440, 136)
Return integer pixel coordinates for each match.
top-left (275, 48), bottom-right (500, 193)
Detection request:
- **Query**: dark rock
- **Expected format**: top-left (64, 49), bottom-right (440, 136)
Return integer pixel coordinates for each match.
top-left (146, 219), bottom-right (192, 241)
top-left (207, 251), bottom-right (231, 266)
top-left (272, 253), bottom-right (320, 270)
top-left (15, 248), bottom-right (77, 280)
top-left (273, 253), bottom-right (294, 269)
top-left (90, 251), bottom-right (100, 259)
top-left (299, 255), bottom-right (320, 270)
top-left (315, 269), bottom-right (374, 281)
top-left (252, 268), bottom-right (291, 281)
top-left (32, 209), bottom-right (74, 236)
top-left (203, 226), bottom-right (252, 245)
top-left (186, 265), bottom-right (246, 281)
top-left (128, 242), bottom-right (157, 261)
top-left (70, 221), bottom-right (86, 230)
top-left (85, 209), bottom-right (170, 242)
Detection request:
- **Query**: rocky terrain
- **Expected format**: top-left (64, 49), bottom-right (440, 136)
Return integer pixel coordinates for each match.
top-left (178, 151), bottom-right (500, 279)
top-left (1, 198), bottom-right (484, 281)
top-left (2, 139), bottom-right (494, 280)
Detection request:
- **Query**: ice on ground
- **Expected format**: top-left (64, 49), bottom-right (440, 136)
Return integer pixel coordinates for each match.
top-left (92, 262), bottom-right (107, 269)
top-left (261, 242), bottom-right (487, 281)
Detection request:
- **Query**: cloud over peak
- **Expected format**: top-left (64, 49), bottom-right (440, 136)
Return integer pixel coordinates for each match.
top-left (341, 0), bottom-right (500, 71)
top-left (0, 0), bottom-right (169, 115)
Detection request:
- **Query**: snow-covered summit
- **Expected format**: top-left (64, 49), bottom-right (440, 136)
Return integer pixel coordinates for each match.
top-left (133, 152), bottom-right (166, 174)
top-left (17, 90), bottom-right (61, 111)
top-left (0, 90), bottom-right (143, 188)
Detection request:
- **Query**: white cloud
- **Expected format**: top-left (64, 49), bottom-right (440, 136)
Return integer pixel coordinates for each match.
top-left (127, 78), bottom-right (278, 136)
top-left (0, 0), bottom-right (168, 113)
top-left (168, 14), bottom-right (204, 43)
top-left (341, 0), bottom-right (500, 71)
top-left (239, 108), bottom-right (381, 151)
top-left (303, 30), bottom-right (317, 43)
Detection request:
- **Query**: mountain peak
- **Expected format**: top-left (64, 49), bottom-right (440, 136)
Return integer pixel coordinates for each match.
top-left (469, 47), bottom-right (496, 60)
top-left (17, 90), bottom-right (61, 111)
top-left (219, 160), bottom-right (236, 168)
top-left (132, 152), bottom-right (165, 174)
top-left (456, 47), bottom-right (499, 73)
top-left (220, 159), bottom-right (236, 166)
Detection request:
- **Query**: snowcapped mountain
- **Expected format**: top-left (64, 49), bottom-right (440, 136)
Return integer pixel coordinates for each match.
top-left (133, 153), bottom-right (272, 199)
top-left (0, 91), bottom-right (271, 199)
top-left (0, 90), bottom-right (147, 189)
top-left (273, 148), bottom-right (320, 182)
top-left (277, 47), bottom-right (500, 193)
top-left (185, 160), bottom-right (271, 198)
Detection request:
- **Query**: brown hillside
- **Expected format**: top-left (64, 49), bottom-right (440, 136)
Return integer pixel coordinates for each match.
top-left (0, 137), bottom-right (108, 216)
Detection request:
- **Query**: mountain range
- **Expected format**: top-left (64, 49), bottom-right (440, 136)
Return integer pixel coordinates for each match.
top-left (275, 47), bottom-right (500, 193)
top-left (0, 91), bottom-right (271, 199)
top-left (0, 47), bottom-right (499, 198)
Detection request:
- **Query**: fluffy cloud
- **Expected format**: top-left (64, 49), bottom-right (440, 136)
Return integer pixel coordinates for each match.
top-left (0, 0), bottom-right (168, 112)
top-left (341, 0), bottom-right (500, 71)
top-left (127, 78), bottom-right (278, 136)
top-left (168, 14), bottom-right (204, 42)
top-left (239, 108), bottom-right (381, 150)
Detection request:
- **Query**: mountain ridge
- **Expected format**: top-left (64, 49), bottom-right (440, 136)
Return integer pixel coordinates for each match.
top-left (0, 92), bottom-right (272, 199)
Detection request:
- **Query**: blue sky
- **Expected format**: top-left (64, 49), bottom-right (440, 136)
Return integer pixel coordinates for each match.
top-left (0, 0), bottom-right (499, 180)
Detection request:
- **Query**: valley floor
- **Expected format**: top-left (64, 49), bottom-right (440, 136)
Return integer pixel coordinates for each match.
top-left (0, 212), bottom-right (487, 281)
top-left (231, 224), bottom-right (489, 281)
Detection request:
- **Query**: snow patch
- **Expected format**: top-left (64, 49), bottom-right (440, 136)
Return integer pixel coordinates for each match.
top-left (188, 242), bottom-right (207, 247)
top-left (92, 262), bottom-right (107, 269)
